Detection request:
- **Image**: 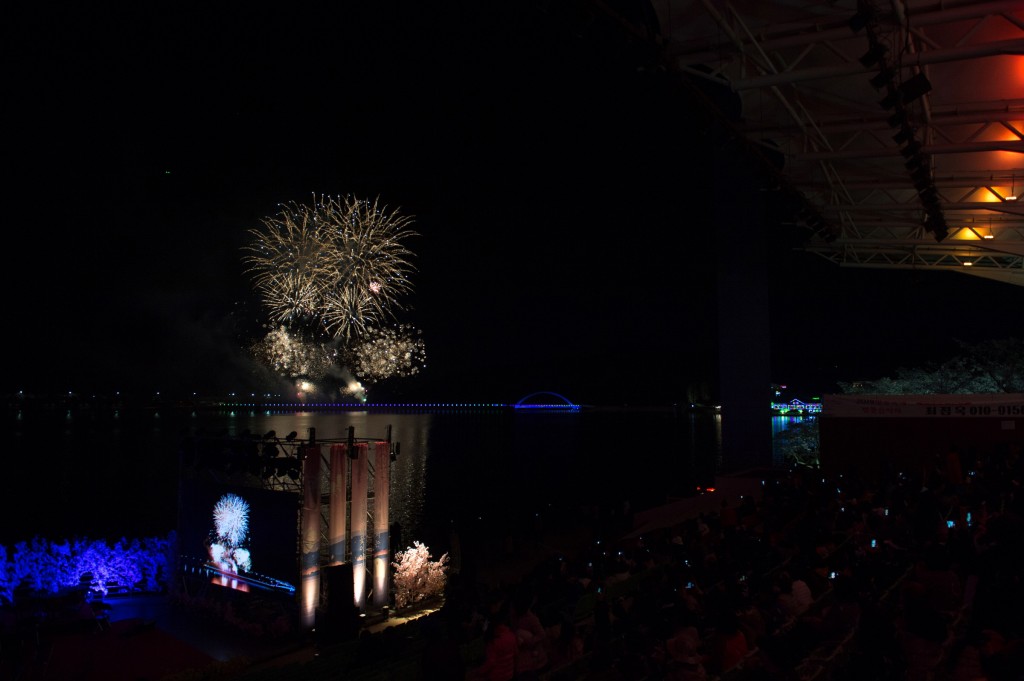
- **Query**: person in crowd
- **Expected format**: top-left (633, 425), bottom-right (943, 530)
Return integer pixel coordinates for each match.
top-left (509, 585), bottom-right (547, 679)
top-left (705, 609), bottom-right (748, 676)
top-left (468, 595), bottom-right (518, 681)
top-left (664, 623), bottom-right (706, 681)
top-left (802, 574), bottom-right (861, 647)
top-left (774, 570), bottom-right (811, 619)
top-left (719, 498), bottom-right (738, 535)
top-left (419, 615), bottom-right (467, 681)
top-left (542, 612), bottom-right (584, 671)
top-left (912, 539), bottom-right (962, 615)
top-left (735, 593), bottom-right (767, 649)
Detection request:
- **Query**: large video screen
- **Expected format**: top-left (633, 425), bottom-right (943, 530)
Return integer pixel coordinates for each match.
top-left (178, 479), bottom-right (299, 595)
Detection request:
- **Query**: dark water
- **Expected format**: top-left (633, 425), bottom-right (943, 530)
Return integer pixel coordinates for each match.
top-left (2, 405), bottom-right (724, 552)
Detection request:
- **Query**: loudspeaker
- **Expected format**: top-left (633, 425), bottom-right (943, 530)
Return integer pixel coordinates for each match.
top-left (318, 563), bottom-right (360, 644)
top-left (323, 563), bottom-right (354, 614)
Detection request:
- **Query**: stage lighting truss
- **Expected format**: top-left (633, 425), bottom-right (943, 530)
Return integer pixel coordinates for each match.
top-left (635, 0), bottom-right (1024, 285)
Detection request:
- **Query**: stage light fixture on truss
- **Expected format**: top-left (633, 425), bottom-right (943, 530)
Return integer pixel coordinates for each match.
top-left (905, 155), bottom-right (926, 171)
top-left (892, 126), bottom-right (915, 144)
top-left (848, 8), bottom-right (873, 33)
top-left (880, 75), bottom-right (932, 110)
top-left (910, 165), bottom-right (931, 184)
top-left (887, 110), bottom-right (907, 129)
top-left (261, 440), bottom-right (279, 459)
top-left (859, 43), bottom-right (888, 68)
top-left (879, 90), bottom-right (900, 110)
top-left (898, 72), bottom-right (932, 104)
top-left (870, 69), bottom-right (893, 89)
top-left (346, 425), bottom-right (358, 459)
top-left (925, 209), bottom-right (946, 238)
top-left (899, 141), bottom-right (922, 158)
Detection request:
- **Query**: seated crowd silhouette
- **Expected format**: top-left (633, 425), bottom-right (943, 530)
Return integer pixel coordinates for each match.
top-left (438, 441), bottom-right (1024, 681)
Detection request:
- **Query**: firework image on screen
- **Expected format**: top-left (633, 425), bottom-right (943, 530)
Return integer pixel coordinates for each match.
top-left (208, 493), bottom-right (253, 591)
top-left (179, 480), bottom-right (298, 595)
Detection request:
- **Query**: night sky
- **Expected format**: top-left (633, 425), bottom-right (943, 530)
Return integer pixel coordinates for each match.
top-left (6, 2), bottom-right (1024, 406)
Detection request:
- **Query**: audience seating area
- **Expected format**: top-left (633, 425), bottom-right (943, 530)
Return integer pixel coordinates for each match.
top-left (235, 439), bottom-right (1023, 681)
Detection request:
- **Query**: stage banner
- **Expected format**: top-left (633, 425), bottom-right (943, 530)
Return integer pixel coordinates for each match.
top-left (372, 441), bottom-right (391, 610)
top-left (824, 393), bottom-right (1024, 418)
top-left (329, 444), bottom-right (348, 565)
top-left (350, 443), bottom-right (369, 611)
top-left (299, 444), bottom-right (322, 630)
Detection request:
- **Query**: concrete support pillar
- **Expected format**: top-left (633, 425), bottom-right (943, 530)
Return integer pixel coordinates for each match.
top-left (716, 145), bottom-right (774, 472)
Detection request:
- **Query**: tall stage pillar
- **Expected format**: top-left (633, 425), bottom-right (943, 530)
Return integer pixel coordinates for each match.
top-left (349, 443), bottom-right (369, 611)
top-left (372, 441), bottom-right (391, 610)
top-left (328, 444), bottom-right (348, 565)
top-left (299, 443), bottom-right (322, 630)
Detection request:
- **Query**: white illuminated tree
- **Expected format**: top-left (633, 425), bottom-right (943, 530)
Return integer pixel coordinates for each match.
top-left (391, 541), bottom-right (448, 610)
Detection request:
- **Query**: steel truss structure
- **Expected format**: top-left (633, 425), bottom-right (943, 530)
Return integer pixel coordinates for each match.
top-left (598, 0), bottom-right (1024, 285)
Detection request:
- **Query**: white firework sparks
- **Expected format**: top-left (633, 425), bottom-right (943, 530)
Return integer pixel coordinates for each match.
top-left (252, 326), bottom-right (337, 379)
top-left (319, 195), bottom-right (418, 340)
top-left (212, 493), bottom-right (250, 546)
top-left (241, 201), bottom-right (337, 330)
top-left (232, 548), bottom-right (252, 573)
top-left (243, 194), bottom-right (418, 341)
top-left (347, 324), bottom-right (427, 382)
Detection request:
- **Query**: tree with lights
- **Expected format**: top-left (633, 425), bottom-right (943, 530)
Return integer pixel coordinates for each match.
top-left (391, 541), bottom-right (448, 610)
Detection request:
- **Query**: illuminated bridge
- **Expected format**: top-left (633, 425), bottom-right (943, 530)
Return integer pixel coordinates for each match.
top-left (206, 391), bottom-right (581, 413)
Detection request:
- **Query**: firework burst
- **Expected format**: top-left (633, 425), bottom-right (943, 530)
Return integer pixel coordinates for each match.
top-left (212, 493), bottom-right (250, 546)
top-left (241, 202), bottom-right (337, 330)
top-left (252, 325), bottom-right (337, 380)
top-left (320, 196), bottom-right (417, 339)
top-left (243, 194), bottom-right (417, 341)
top-left (346, 324), bottom-right (427, 382)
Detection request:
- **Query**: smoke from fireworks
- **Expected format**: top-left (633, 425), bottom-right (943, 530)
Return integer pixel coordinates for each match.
top-left (252, 326), bottom-right (337, 380)
top-left (243, 194), bottom-right (417, 340)
top-left (347, 324), bottom-right (427, 382)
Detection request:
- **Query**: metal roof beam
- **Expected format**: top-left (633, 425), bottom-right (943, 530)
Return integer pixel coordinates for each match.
top-left (742, 100), bottom-right (1024, 135)
top-left (669, 1), bottom-right (1023, 65)
top-left (710, 39), bottom-right (1024, 90)
top-left (790, 140), bottom-right (1024, 161)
